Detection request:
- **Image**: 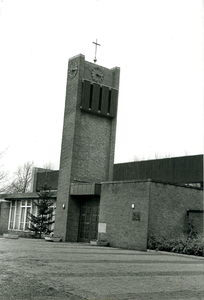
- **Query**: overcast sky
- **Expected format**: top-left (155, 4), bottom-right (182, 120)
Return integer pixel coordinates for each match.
top-left (0, 0), bottom-right (203, 176)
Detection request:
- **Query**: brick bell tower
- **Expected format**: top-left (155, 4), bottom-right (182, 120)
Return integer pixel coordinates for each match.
top-left (54, 54), bottom-right (120, 241)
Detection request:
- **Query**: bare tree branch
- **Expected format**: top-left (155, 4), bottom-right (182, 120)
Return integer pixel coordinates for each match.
top-left (5, 161), bottom-right (34, 193)
top-left (42, 162), bottom-right (54, 170)
top-left (0, 148), bottom-right (9, 193)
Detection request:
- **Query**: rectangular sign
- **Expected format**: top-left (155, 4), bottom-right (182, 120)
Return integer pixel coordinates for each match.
top-left (98, 223), bottom-right (106, 233)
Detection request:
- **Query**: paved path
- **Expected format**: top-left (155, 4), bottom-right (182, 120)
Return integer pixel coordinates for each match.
top-left (0, 237), bottom-right (203, 299)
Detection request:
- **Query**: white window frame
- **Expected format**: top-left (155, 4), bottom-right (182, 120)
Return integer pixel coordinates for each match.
top-left (8, 199), bottom-right (33, 231)
top-left (8, 199), bottom-right (56, 232)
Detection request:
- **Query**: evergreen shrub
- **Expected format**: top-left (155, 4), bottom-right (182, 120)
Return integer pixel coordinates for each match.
top-left (27, 184), bottom-right (55, 238)
top-left (148, 233), bottom-right (204, 257)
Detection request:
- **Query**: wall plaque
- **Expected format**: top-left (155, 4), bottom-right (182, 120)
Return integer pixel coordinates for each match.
top-left (98, 223), bottom-right (106, 233)
top-left (132, 212), bottom-right (140, 221)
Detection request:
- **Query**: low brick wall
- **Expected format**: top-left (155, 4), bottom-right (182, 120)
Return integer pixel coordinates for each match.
top-left (99, 181), bottom-right (150, 251)
top-left (7, 230), bottom-right (35, 238)
top-left (148, 182), bottom-right (203, 239)
top-left (0, 202), bottom-right (10, 235)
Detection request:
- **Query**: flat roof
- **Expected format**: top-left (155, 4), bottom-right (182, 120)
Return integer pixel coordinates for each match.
top-left (0, 191), bottom-right (57, 200)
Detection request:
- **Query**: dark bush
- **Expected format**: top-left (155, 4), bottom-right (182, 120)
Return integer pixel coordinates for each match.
top-left (148, 233), bottom-right (204, 257)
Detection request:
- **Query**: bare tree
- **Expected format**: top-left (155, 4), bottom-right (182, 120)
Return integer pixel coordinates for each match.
top-left (42, 162), bottom-right (54, 170)
top-left (0, 149), bottom-right (9, 193)
top-left (133, 151), bottom-right (177, 162)
top-left (6, 161), bottom-right (34, 193)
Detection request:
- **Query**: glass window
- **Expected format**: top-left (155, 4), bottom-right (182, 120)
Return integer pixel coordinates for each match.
top-left (8, 199), bottom-right (32, 231)
top-left (8, 199), bottom-right (56, 232)
top-left (27, 200), bottom-right (31, 206)
top-left (9, 201), bottom-right (16, 229)
top-left (25, 207), bottom-right (31, 230)
top-left (20, 207), bottom-right (25, 230)
top-left (14, 201), bottom-right (21, 229)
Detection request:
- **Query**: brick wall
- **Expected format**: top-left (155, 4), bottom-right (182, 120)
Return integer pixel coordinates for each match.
top-left (7, 230), bottom-right (34, 238)
top-left (72, 112), bottom-right (113, 182)
top-left (84, 61), bottom-right (120, 89)
top-left (99, 180), bottom-right (203, 250)
top-left (148, 182), bottom-right (203, 239)
top-left (0, 202), bottom-right (10, 235)
top-left (54, 54), bottom-right (84, 240)
top-left (54, 54), bottom-right (120, 241)
top-left (99, 181), bottom-right (150, 251)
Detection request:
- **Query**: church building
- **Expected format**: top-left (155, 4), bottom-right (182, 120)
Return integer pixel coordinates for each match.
top-left (0, 54), bottom-right (203, 251)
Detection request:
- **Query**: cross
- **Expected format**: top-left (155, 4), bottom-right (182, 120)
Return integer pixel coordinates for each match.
top-left (92, 39), bottom-right (101, 63)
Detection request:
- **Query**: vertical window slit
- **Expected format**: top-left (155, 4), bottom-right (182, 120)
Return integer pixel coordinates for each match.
top-left (89, 84), bottom-right (93, 109)
top-left (80, 81), bottom-right (84, 108)
top-left (107, 89), bottom-right (111, 115)
top-left (98, 86), bottom-right (102, 112)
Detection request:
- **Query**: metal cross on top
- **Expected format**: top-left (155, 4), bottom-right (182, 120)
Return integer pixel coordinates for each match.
top-left (92, 39), bottom-right (101, 63)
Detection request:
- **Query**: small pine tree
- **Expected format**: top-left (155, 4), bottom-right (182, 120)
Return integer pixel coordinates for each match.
top-left (27, 184), bottom-right (55, 238)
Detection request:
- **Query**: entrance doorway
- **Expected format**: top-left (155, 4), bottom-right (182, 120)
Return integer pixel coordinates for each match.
top-left (78, 197), bottom-right (100, 242)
